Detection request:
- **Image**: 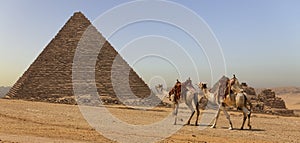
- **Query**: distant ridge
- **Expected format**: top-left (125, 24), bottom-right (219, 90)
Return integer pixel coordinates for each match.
top-left (5, 12), bottom-right (151, 104)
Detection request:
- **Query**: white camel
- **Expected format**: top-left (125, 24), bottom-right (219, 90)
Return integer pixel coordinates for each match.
top-left (198, 75), bottom-right (252, 130)
top-left (156, 78), bottom-right (200, 126)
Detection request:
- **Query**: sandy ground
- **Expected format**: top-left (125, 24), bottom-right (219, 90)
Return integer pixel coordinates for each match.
top-left (0, 99), bottom-right (300, 143)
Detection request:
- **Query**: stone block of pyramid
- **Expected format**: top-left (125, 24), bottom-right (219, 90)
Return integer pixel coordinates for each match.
top-left (5, 12), bottom-right (151, 105)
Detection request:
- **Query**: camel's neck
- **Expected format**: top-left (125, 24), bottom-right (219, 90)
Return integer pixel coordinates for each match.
top-left (201, 88), bottom-right (210, 97)
top-left (201, 88), bottom-right (219, 104)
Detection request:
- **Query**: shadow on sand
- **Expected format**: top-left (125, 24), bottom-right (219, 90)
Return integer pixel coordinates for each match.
top-left (164, 123), bottom-right (266, 132)
top-left (106, 105), bottom-right (167, 112)
top-left (220, 126), bottom-right (265, 131)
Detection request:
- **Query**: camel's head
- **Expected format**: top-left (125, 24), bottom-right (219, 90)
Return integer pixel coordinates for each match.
top-left (158, 84), bottom-right (163, 88)
top-left (198, 82), bottom-right (207, 90)
top-left (155, 84), bottom-right (167, 97)
top-left (154, 84), bottom-right (170, 99)
top-left (183, 77), bottom-right (192, 87)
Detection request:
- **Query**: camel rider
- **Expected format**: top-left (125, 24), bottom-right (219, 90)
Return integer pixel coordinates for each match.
top-left (168, 79), bottom-right (182, 102)
top-left (228, 74), bottom-right (243, 95)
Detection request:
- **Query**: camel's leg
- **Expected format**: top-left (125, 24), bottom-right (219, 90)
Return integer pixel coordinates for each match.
top-left (211, 104), bottom-right (221, 128)
top-left (186, 111), bottom-right (195, 125)
top-left (241, 108), bottom-right (247, 130)
top-left (248, 113), bottom-right (252, 129)
top-left (246, 108), bottom-right (252, 129)
top-left (185, 103), bottom-right (195, 125)
top-left (193, 94), bottom-right (200, 126)
top-left (221, 105), bottom-right (233, 130)
top-left (195, 102), bottom-right (200, 126)
top-left (246, 99), bottom-right (252, 130)
top-left (241, 106), bottom-right (251, 130)
top-left (173, 103), bottom-right (179, 125)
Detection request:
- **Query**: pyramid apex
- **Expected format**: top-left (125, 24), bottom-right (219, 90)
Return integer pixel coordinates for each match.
top-left (69, 11), bottom-right (90, 23)
top-left (72, 11), bottom-right (88, 20)
top-left (73, 11), bottom-right (85, 16)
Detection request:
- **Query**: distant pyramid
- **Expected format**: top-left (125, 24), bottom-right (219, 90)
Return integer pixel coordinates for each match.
top-left (6, 12), bottom-right (151, 104)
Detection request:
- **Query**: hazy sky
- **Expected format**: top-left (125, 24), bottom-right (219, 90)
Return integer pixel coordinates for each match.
top-left (0, 0), bottom-right (299, 88)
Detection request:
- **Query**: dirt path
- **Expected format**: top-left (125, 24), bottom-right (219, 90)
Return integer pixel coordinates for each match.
top-left (0, 99), bottom-right (299, 143)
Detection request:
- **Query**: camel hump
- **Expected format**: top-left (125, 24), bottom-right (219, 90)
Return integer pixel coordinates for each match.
top-left (217, 76), bottom-right (230, 99)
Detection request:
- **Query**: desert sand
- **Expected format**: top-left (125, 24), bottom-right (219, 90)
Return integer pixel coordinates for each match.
top-left (0, 99), bottom-right (300, 143)
top-left (278, 94), bottom-right (300, 116)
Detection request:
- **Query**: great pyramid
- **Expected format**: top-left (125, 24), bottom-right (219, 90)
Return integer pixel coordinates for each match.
top-left (6, 12), bottom-right (151, 104)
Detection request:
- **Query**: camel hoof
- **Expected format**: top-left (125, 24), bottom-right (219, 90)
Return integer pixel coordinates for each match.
top-left (248, 125), bottom-right (252, 130)
top-left (195, 124), bottom-right (198, 126)
top-left (228, 127), bottom-right (233, 130)
top-left (210, 125), bottom-right (216, 128)
top-left (240, 127), bottom-right (244, 130)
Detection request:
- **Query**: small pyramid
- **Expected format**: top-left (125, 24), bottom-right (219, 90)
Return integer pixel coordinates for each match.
top-left (6, 12), bottom-right (151, 104)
